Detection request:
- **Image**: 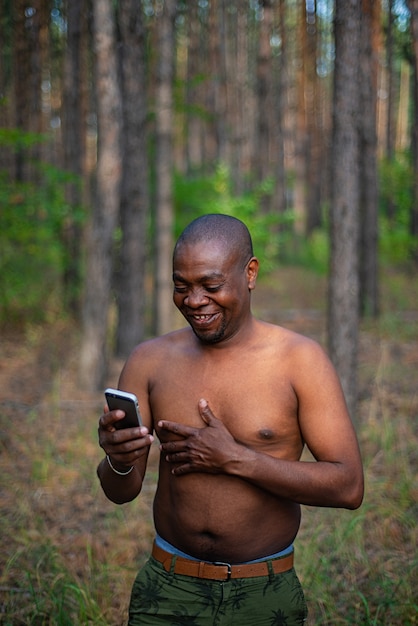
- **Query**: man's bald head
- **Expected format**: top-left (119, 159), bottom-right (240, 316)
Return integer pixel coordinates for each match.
top-left (174, 214), bottom-right (254, 268)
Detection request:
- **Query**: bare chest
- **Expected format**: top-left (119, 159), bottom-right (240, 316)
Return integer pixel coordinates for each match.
top-left (150, 352), bottom-right (301, 453)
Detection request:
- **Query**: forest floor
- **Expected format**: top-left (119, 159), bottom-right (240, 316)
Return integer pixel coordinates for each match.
top-left (0, 266), bottom-right (417, 625)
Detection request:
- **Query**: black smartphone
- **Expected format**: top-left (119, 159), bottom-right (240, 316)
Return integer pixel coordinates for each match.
top-left (104, 388), bottom-right (142, 429)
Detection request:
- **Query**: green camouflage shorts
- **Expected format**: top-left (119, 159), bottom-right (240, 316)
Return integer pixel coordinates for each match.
top-left (129, 555), bottom-right (308, 625)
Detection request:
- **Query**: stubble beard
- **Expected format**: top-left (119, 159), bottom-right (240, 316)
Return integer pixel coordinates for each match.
top-left (190, 316), bottom-right (228, 345)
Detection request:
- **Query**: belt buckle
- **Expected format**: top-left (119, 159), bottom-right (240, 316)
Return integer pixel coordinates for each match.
top-left (214, 561), bottom-right (232, 581)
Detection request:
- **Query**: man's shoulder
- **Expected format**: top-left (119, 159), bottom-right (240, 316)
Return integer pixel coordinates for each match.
top-left (119, 328), bottom-right (193, 386)
top-left (257, 319), bottom-right (325, 356)
top-left (128, 327), bottom-right (192, 361)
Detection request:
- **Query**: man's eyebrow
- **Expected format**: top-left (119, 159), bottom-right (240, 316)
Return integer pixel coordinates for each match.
top-left (172, 271), bottom-right (225, 282)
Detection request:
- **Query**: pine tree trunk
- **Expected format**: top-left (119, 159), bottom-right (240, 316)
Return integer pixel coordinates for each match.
top-left (154, 0), bottom-right (177, 336)
top-left (13, 0), bottom-right (30, 181)
top-left (328, 0), bottom-right (361, 421)
top-left (62, 0), bottom-right (88, 316)
top-left (407, 0), bottom-right (418, 250)
top-left (305, 1), bottom-right (322, 234)
top-left (115, 0), bottom-right (149, 357)
top-left (273, 0), bottom-right (287, 217)
top-left (293, 1), bottom-right (308, 233)
top-left (359, 0), bottom-right (380, 317)
top-left (255, 0), bottom-right (274, 213)
top-left (80, 0), bottom-right (122, 390)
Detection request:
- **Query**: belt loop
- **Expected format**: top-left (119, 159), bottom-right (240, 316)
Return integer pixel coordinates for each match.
top-left (169, 554), bottom-right (177, 580)
top-left (267, 559), bottom-right (275, 583)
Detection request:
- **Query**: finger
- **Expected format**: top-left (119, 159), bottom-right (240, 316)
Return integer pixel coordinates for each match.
top-left (99, 408), bottom-right (125, 431)
top-left (171, 463), bottom-right (195, 476)
top-left (160, 439), bottom-right (187, 453)
top-left (158, 420), bottom-right (194, 436)
top-left (101, 430), bottom-right (154, 457)
top-left (111, 425), bottom-right (151, 444)
top-left (164, 450), bottom-right (188, 463)
top-left (198, 398), bottom-right (218, 426)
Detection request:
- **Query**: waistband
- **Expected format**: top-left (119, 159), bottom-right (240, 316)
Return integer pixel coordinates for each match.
top-left (154, 533), bottom-right (294, 562)
top-left (151, 541), bottom-right (294, 581)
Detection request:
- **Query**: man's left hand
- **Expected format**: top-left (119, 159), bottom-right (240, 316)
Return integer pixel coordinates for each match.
top-left (158, 399), bottom-right (240, 475)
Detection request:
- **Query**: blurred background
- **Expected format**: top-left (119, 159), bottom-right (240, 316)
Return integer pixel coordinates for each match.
top-left (0, 2), bottom-right (417, 624)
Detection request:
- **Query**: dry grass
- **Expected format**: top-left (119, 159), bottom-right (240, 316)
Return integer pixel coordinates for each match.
top-left (0, 267), bottom-right (417, 625)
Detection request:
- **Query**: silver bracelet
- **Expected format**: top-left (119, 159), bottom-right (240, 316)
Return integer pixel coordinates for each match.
top-left (106, 454), bottom-right (134, 476)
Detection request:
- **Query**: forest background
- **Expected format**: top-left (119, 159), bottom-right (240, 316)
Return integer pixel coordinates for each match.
top-left (0, 1), bottom-right (417, 624)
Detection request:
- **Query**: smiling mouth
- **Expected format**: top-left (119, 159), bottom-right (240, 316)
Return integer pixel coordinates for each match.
top-left (190, 313), bottom-right (219, 325)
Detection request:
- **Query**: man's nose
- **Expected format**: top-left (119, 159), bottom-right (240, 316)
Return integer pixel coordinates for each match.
top-left (184, 289), bottom-right (209, 308)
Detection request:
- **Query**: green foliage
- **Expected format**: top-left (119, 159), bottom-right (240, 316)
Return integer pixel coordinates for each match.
top-left (379, 153), bottom-right (416, 264)
top-left (0, 130), bottom-right (85, 324)
top-left (173, 164), bottom-right (295, 273)
top-left (277, 228), bottom-right (330, 274)
top-left (2, 542), bottom-right (108, 625)
top-left (0, 127), bottom-right (48, 150)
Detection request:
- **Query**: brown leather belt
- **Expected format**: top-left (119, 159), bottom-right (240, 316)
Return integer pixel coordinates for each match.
top-left (151, 541), bottom-right (294, 581)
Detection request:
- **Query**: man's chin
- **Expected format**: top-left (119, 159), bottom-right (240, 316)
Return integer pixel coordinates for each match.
top-left (191, 326), bottom-right (225, 345)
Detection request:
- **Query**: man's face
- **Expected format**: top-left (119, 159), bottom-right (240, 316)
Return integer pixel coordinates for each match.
top-left (172, 240), bottom-right (256, 345)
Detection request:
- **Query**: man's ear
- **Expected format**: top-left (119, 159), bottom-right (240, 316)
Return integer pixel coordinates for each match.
top-left (246, 257), bottom-right (259, 290)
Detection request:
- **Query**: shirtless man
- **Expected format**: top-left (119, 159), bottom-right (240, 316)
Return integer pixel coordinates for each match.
top-left (97, 214), bottom-right (363, 625)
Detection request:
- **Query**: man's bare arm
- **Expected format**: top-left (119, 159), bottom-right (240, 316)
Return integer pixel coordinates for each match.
top-left (97, 346), bottom-right (155, 505)
top-left (159, 400), bottom-right (363, 509)
top-left (97, 408), bottom-right (154, 504)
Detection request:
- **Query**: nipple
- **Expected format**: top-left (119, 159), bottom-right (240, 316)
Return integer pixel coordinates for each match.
top-left (258, 428), bottom-right (274, 440)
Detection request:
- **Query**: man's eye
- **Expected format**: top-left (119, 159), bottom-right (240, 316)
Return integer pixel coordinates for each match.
top-left (205, 285), bottom-right (221, 293)
top-left (174, 285), bottom-right (187, 293)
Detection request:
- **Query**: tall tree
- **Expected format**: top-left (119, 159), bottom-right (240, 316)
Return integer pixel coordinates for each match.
top-left (384, 0), bottom-right (397, 220)
top-left (305, 0), bottom-right (322, 233)
top-left (115, 0), bottom-right (149, 357)
top-left (80, 0), bottom-right (122, 390)
top-left (255, 0), bottom-right (274, 213)
top-left (293, 0), bottom-right (308, 233)
top-left (358, 0), bottom-right (380, 317)
top-left (154, 0), bottom-right (177, 336)
top-left (273, 0), bottom-right (287, 217)
top-left (227, 0), bottom-right (251, 194)
top-left (29, 2), bottom-right (51, 168)
top-left (185, 1), bottom-right (203, 171)
top-left (216, 0), bottom-right (229, 167)
top-left (61, 0), bottom-right (88, 315)
top-left (328, 0), bottom-right (361, 420)
top-left (0, 0), bottom-right (12, 164)
top-left (13, 0), bottom-right (30, 181)
top-left (206, 0), bottom-right (223, 169)
top-left (407, 0), bottom-right (418, 253)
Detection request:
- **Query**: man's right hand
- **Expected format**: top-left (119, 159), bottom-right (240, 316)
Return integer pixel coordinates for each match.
top-left (98, 406), bottom-right (154, 469)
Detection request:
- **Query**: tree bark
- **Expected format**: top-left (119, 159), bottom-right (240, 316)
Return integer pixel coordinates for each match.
top-left (255, 0), bottom-right (274, 213)
top-left (359, 0), bottom-right (380, 317)
top-left (228, 0), bottom-right (251, 194)
top-left (293, 0), bottom-right (308, 233)
top-left (305, 0), bottom-right (322, 234)
top-left (273, 0), bottom-right (287, 218)
top-left (328, 0), bottom-right (361, 421)
top-left (13, 0), bottom-right (30, 181)
top-left (115, 0), bottom-right (149, 357)
top-left (154, 0), bottom-right (177, 336)
top-left (185, 1), bottom-right (203, 171)
top-left (80, 0), bottom-right (122, 390)
top-left (62, 0), bottom-right (88, 316)
top-left (385, 0), bottom-right (396, 221)
top-left (407, 0), bottom-right (418, 250)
